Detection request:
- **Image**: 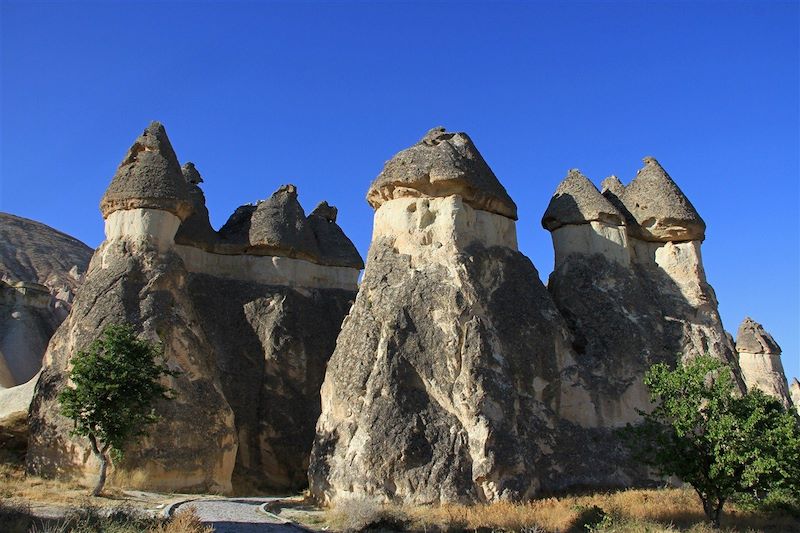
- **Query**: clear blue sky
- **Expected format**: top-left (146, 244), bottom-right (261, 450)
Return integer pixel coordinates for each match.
top-left (2, 1), bottom-right (798, 381)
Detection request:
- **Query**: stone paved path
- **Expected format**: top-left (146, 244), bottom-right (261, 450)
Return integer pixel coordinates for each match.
top-left (172, 499), bottom-right (309, 533)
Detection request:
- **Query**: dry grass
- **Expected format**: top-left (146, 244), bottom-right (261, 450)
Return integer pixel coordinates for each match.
top-left (326, 488), bottom-right (800, 532)
top-left (148, 507), bottom-right (214, 533)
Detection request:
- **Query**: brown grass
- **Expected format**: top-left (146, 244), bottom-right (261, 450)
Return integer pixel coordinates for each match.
top-left (326, 488), bottom-right (800, 532)
top-left (148, 507), bottom-right (214, 533)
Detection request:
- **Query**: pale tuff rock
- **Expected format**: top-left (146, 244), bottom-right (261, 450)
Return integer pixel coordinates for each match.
top-left (0, 213), bottom-right (92, 387)
top-left (736, 317), bottom-right (792, 408)
top-left (620, 157), bottom-right (706, 242)
top-left (542, 170), bottom-right (628, 268)
top-left (790, 378), bottom-right (800, 413)
top-left (542, 161), bottom-right (743, 488)
top-left (28, 240), bottom-right (239, 493)
top-left (310, 128), bottom-right (581, 505)
top-left (100, 122), bottom-right (193, 220)
top-left (28, 122), bottom-right (362, 493)
top-left (367, 127), bottom-right (518, 220)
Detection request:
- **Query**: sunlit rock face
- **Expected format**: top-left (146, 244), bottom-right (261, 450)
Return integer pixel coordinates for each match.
top-left (27, 122), bottom-right (363, 494)
top-left (539, 159), bottom-right (744, 490)
top-left (310, 128), bottom-right (579, 506)
top-left (790, 378), bottom-right (800, 414)
top-left (0, 213), bottom-right (93, 389)
top-left (735, 317), bottom-right (792, 409)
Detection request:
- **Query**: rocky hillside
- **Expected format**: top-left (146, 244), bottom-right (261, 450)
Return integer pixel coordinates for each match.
top-left (0, 213), bottom-right (92, 295)
top-left (0, 213), bottom-right (93, 388)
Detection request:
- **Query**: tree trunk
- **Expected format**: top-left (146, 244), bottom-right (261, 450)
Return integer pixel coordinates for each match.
top-left (88, 434), bottom-right (109, 497)
top-left (701, 496), bottom-right (724, 529)
top-left (92, 452), bottom-right (108, 497)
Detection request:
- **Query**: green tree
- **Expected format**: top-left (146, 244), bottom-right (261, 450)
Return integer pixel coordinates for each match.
top-left (623, 355), bottom-right (800, 528)
top-left (58, 324), bottom-right (177, 496)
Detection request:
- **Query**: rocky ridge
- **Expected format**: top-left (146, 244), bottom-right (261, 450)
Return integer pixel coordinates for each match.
top-left (27, 122), bottom-right (363, 493)
top-left (0, 214), bottom-right (93, 388)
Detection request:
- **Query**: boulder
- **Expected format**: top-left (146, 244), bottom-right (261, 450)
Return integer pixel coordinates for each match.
top-left (736, 317), bottom-right (792, 408)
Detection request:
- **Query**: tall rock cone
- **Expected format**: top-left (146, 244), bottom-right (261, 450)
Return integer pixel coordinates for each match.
top-left (735, 317), bottom-right (792, 408)
top-left (309, 128), bottom-right (576, 505)
top-left (620, 156), bottom-right (705, 242)
top-left (100, 121), bottom-right (192, 221)
top-left (27, 123), bottom-right (238, 493)
top-left (790, 378), bottom-right (800, 413)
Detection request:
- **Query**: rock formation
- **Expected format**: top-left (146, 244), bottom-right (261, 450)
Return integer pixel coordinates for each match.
top-left (0, 213), bottom-right (92, 388)
top-left (310, 127), bottom-right (578, 505)
top-left (735, 317), bottom-right (792, 408)
top-left (790, 378), bottom-right (800, 413)
top-left (27, 122), bottom-right (363, 493)
top-left (534, 158), bottom-right (745, 489)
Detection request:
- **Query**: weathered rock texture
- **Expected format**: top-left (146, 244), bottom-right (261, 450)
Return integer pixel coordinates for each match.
top-left (790, 378), bottom-right (800, 413)
top-left (0, 213), bottom-right (92, 387)
top-left (311, 128), bottom-right (590, 505)
top-left (28, 122), bottom-right (362, 493)
top-left (367, 127), bottom-right (518, 220)
top-left (543, 162), bottom-right (743, 430)
top-left (735, 318), bottom-right (792, 408)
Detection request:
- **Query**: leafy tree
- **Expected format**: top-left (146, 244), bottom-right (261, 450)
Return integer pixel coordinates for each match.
top-left (623, 355), bottom-right (800, 528)
top-left (59, 324), bottom-right (177, 496)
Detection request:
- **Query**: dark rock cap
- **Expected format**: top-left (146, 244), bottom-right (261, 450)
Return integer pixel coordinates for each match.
top-left (310, 201), bottom-right (338, 223)
top-left (308, 203), bottom-right (365, 269)
top-left (367, 127), bottom-right (518, 220)
top-left (100, 122), bottom-right (192, 220)
top-left (736, 317), bottom-right (782, 355)
top-left (181, 162), bottom-right (203, 184)
top-left (600, 175), bottom-right (625, 198)
top-left (175, 162), bottom-right (218, 250)
top-left (248, 184), bottom-right (321, 261)
top-left (541, 169), bottom-right (624, 231)
top-left (620, 157), bottom-right (705, 242)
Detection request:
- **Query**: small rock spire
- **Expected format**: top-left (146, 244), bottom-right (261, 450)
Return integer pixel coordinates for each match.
top-left (541, 169), bottom-right (624, 231)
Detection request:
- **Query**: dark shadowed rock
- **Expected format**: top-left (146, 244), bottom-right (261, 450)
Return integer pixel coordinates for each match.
top-left (308, 203), bottom-right (364, 269)
top-left (248, 185), bottom-right (321, 261)
top-left (541, 170), bottom-right (624, 230)
top-left (620, 157), bottom-right (705, 241)
top-left (174, 163), bottom-right (218, 250)
top-left (368, 127), bottom-right (518, 220)
top-left (100, 122), bottom-right (192, 220)
top-left (188, 274), bottom-right (355, 491)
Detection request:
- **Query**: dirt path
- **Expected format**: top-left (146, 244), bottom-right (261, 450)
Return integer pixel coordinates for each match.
top-left (171, 498), bottom-right (311, 533)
